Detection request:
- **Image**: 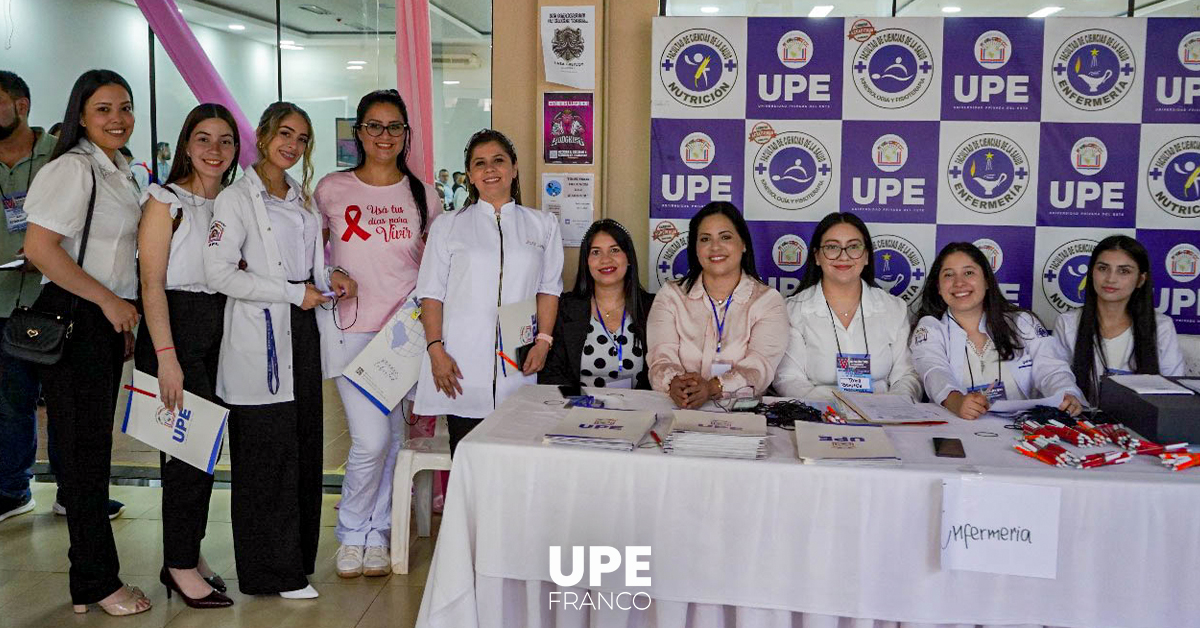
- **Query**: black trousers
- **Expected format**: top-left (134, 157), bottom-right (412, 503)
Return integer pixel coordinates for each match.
top-left (226, 304), bottom-right (323, 594)
top-left (447, 415), bottom-right (482, 457)
top-left (36, 283), bottom-right (126, 604)
top-left (134, 290), bottom-right (226, 569)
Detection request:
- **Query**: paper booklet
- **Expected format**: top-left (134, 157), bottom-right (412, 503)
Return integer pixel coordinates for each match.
top-left (832, 389), bottom-right (947, 424)
top-left (341, 296), bottom-right (425, 415)
top-left (793, 422), bottom-right (900, 465)
top-left (1108, 374), bottom-right (1194, 395)
top-left (664, 410), bottom-right (768, 460)
top-left (543, 407), bottom-right (656, 451)
top-left (497, 299), bottom-right (537, 373)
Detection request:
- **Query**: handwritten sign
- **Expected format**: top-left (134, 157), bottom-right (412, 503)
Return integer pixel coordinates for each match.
top-left (940, 478), bottom-right (1061, 579)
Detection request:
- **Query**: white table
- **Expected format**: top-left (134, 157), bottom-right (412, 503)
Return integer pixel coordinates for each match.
top-left (415, 385), bottom-right (1200, 628)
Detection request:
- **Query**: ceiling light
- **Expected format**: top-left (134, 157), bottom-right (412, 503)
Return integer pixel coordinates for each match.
top-left (228, 24), bottom-right (245, 30)
top-left (443, 80), bottom-right (460, 85)
top-left (346, 65), bottom-right (363, 71)
top-left (348, 60), bottom-right (367, 65)
top-left (280, 44), bottom-right (304, 50)
top-left (699, 6), bottom-right (720, 13)
top-left (280, 39), bottom-right (295, 45)
top-left (808, 5), bottom-right (834, 17)
top-left (1028, 6), bottom-right (1063, 17)
top-left (941, 6), bottom-right (961, 12)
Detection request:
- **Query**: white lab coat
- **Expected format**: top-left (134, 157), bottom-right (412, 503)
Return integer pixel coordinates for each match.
top-left (774, 281), bottom-right (922, 401)
top-left (413, 200), bottom-right (564, 418)
top-left (1051, 308), bottom-right (1184, 381)
top-left (203, 167), bottom-right (343, 405)
top-left (910, 310), bottom-right (1082, 405)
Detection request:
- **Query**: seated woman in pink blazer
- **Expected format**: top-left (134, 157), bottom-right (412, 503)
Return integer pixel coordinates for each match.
top-left (647, 202), bottom-right (790, 408)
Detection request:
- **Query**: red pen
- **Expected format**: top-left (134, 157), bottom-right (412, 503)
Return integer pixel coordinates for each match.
top-left (649, 430), bottom-right (664, 450)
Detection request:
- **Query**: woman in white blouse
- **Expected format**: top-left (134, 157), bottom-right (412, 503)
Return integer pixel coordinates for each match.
top-left (774, 212), bottom-right (922, 401)
top-left (414, 129), bottom-right (563, 455)
top-left (910, 242), bottom-right (1083, 419)
top-left (23, 70), bottom-right (149, 616)
top-left (204, 102), bottom-right (355, 599)
top-left (135, 104), bottom-right (238, 608)
top-left (1051, 235), bottom-right (1184, 405)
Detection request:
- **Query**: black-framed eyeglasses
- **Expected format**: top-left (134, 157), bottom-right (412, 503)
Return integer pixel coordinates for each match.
top-left (820, 242), bottom-right (867, 260)
top-left (357, 122), bottom-right (408, 137)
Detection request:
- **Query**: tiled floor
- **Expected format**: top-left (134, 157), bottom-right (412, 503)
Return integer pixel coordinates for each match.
top-left (0, 480), bottom-right (437, 627)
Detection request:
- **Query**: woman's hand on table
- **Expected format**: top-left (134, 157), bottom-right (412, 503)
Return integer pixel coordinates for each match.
top-left (943, 391), bottom-right (990, 420)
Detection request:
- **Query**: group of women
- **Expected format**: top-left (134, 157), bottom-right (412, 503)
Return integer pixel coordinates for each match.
top-left (22, 67), bottom-right (1184, 618)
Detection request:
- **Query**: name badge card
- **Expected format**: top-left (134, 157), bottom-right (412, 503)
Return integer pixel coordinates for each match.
top-left (836, 353), bottom-right (872, 393)
top-left (711, 362), bottom-right (732, 378)
top-left (3, 192), bottom-right (28, 233)
top-left (968, 380), bottom-right (1008, 404)
top-left (940, 478), bottom-right (1062, 579)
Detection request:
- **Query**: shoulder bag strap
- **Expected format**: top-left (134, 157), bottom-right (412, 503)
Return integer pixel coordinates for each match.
top-left (76, 167), bottom-right (98, 267)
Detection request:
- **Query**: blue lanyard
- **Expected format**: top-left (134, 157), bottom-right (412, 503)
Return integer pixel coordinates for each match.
top-left (596, 303), bottom-right (626, 373)
top-left (265, 309), bottom-right (280, 395)
top-left (708, 295), bottom-right (732, 353)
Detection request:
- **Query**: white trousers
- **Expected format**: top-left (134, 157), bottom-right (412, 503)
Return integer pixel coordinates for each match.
top-left (333, 331), bottom-right (408, 547)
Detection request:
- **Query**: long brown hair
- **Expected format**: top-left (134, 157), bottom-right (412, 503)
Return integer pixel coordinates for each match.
top-left (463, 128), bottom-right (521, 206)
top-left (255, 102), bottom-right (315, 203)
top-left (164, 103), bottom-right (240, 188)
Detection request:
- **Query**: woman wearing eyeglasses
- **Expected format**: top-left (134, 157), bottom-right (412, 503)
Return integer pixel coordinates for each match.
top-left (314, 90), bottom-right (436, 579)
top-left (773, 212), bottom-right (922, 401)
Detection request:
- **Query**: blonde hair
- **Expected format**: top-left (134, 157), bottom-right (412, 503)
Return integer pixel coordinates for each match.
top-left (255, 102), bottom-right (315, 204)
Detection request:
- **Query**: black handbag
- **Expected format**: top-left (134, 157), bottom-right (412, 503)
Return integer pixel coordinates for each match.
top-left (2, 169), bottom-right (98, 365)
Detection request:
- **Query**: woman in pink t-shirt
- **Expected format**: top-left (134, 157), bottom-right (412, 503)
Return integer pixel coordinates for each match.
top-left (314, 90), bottom-right (435, 578)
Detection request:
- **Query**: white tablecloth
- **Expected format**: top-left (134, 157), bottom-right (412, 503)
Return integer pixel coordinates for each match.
top-left (416, 385), bottom-right (1200, 628)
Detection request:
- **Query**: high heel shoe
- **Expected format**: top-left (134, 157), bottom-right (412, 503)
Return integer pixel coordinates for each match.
top-left (204, 575), bottom-right (228, 594)
top-left (72, 584), bottom-right (152, 616)
top-left (160, 567), bottom-right (234, 609)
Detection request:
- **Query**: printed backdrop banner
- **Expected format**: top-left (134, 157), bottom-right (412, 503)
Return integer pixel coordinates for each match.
top-left (649, 16), bottom-right (1200, 334)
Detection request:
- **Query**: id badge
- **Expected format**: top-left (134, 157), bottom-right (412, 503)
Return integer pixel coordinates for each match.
top-left (835, 353), bottom-right (873, 393)
top-left (711, 362), bottom-right (732, 378)
top-left (607, 377), bottom-right (633, 390)
top-left (967, 380), bottom-right (1008, 404)
top-left (1104, 368), bottom-right (1133, 376)
top-left (2, 192), bottom-right (28, 233)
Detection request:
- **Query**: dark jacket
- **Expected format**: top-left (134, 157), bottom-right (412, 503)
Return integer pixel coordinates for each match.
top-left (538, 289), bottom-right (655, 390)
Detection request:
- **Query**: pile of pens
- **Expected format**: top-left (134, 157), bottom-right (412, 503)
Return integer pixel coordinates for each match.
top-left (1160, 452), bottom-right (1200, 471)
top-left (1013, 419), bottom-right (1193, 470)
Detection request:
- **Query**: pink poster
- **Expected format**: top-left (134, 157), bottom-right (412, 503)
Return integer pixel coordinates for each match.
top-left (543, 92), bottom-right (593, 165)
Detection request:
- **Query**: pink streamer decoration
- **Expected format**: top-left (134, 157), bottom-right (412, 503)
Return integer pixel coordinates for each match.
top-left (395, 0), bottom-right (436, 181)
top-left (135, 0), bottom-right (260, 167)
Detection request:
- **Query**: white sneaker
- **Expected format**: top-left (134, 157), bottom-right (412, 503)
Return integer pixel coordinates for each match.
top-left (362, 546), bottom-right (390, 577)
top-left (335, 544), bottom-right (364, 578)
top-left (279, 584), bottom-right (319, 599)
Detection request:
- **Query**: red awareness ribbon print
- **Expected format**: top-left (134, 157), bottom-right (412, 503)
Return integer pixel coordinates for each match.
top-left (342, 205), bottom-right (371, 242)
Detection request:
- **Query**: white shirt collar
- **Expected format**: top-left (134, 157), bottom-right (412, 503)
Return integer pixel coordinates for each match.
top-left (795, 279), bottom-right (885, 315)
top-left (75, 139), bottom-right (130, 177)
top-left (246, 163), bottom-right (304, 202)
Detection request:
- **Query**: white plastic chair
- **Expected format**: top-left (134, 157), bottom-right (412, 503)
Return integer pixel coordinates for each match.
top-left (390, 414), bottom-right (452, 574)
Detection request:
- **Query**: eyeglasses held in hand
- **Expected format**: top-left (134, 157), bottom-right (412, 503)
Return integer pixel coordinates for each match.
top-left (820, 242), bottom-right (867, 260)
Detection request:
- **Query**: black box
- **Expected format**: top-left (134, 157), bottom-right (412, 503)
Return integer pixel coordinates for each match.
top-left (1098, 376), bottom-right (1200, 443)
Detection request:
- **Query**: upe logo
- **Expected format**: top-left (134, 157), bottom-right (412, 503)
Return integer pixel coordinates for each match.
top-left (680, 132), bottom-right (715, 170)
top-left (1179, 31), bottom-right (1200, 69)
top-left (659, 29), bottom-right (739, 108)
top-left (1051, 29), bottom-right (1136, 111)
top-left (851, 28), bottom-right (935, 109)
top-left (1167, 243), bottom-right (1200, 283)
top-left (872, 134), bottom-right (908, 173)
top-left (1070, 137), bottom-right (1107, 176)
top-left (778, 30), bottom-right (814, 69)
top-left (1147, 136), bottom-right (1200, 218)
top-left (655, 228), bottom-right (690, 288)
top-left (752, 131), bottom-right (833, 211)
top-left (772, 235), bottom-right (807, 272)
top-left (1042, 239), bottom-right (1096, 313)
top-left (156, 407), bottom-right (191, 444)
top-left (973, 238), bottom-right (1005, 272)
top-left (946, 133), bottom-right (1030, 214)
top-left (872, 234), bottom-right (926, 303)
top-left (548, 546), bottom-right (651, 611)
top-left (975, 30), bottom-right (1013, 69)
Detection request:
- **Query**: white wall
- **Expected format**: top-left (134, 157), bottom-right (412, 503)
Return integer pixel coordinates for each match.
top-left (4, 0), bottom-right (490, 185)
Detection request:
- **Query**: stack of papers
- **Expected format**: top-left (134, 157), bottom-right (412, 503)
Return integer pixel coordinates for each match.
top-left (663, 410), bottom-right (767, 460)
top-left (1108, 374), bottom-right (1194, 395)
top-left (832, 390), bottom-right (948, 423)
top-left (543, 407), bottom-right (656, 451)
top-left (793, 422), bottom-right (901, 465)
